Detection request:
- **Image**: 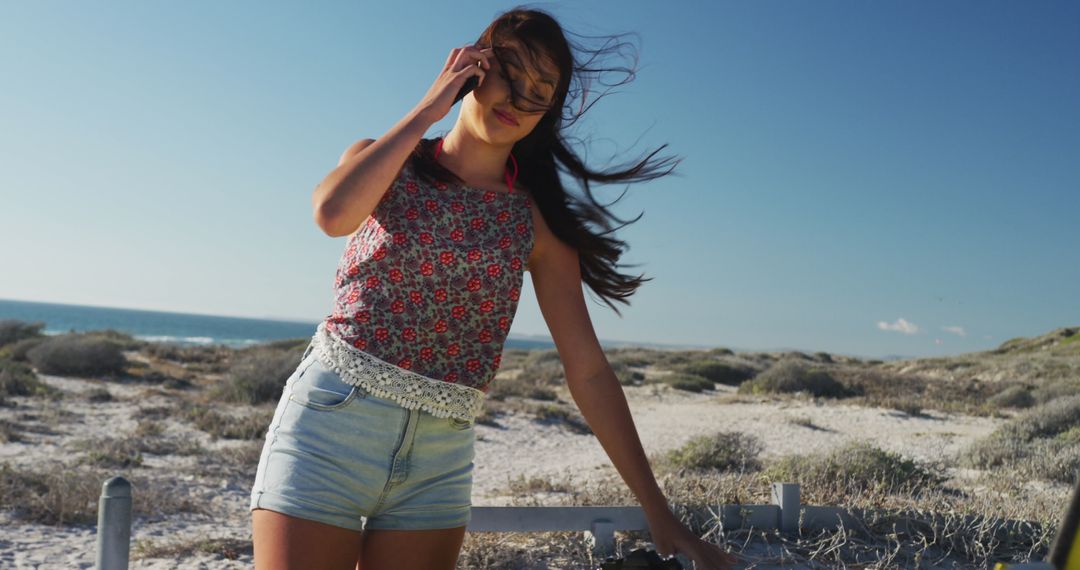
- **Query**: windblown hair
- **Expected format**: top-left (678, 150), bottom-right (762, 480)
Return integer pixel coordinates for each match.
top-left (409, 6), bottom-right (681, 316)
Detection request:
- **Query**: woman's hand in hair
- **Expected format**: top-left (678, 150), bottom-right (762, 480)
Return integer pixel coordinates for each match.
top-left (647, 510), bottom-right (740, 569)
top-left (413, 45), bottom-right (493, 124)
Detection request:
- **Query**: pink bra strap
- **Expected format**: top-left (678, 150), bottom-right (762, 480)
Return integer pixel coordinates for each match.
top-left (434, 137), bottom-right (518, 194)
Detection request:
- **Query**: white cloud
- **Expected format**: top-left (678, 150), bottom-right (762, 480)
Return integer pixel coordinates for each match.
top-left (934, 338), bottom-right (943, 345)
top-left (877, 318), bottom-right (919, 335)
top-left (942, 325), bottom-right (967, 337)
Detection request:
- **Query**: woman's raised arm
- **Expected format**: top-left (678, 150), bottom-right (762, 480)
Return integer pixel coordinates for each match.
top-left (312, 45), bottom-right (492, 238)
top-left (312, 108), bottom-right (431, 238)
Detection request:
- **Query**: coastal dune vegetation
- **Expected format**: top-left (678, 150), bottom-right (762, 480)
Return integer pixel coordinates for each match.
top-left (0, 318), bottom-right (1076, 568)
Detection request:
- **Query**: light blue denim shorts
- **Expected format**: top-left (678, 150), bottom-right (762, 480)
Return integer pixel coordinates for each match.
top-left (249, 343), bottom-right (475, 531)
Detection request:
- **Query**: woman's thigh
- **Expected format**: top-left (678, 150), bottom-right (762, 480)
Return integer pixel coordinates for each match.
top-left (359, 526), bottom-right (467, 570)
top-left (251, 508), bottom-right (363, 570)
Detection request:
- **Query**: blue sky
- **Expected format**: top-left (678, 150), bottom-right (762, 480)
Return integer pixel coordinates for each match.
top-left (1, 1), bottom-right (1076, 359)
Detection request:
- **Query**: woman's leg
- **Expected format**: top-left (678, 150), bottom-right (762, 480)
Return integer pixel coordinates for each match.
top-left (358, 526), bottom-right (467, 570)
top-left (252, 508), bottom-right (364, 570)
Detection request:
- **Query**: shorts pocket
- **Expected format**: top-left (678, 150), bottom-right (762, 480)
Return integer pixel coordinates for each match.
top-left (289, 358), bottom-right (361, 411)
top-left (447, 416), bottom-right (473, 431)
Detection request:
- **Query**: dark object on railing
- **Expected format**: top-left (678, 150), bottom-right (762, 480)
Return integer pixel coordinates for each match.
top-left (598, 547), bottom-right (684, 569)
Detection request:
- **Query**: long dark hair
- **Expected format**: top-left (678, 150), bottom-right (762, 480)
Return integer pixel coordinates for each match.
top-left (410, 6), bottom-right (681, 316)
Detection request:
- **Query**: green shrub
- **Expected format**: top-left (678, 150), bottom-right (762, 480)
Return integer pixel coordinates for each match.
top-left (610, 360), bottom-right (645, 386)
top-left (0, 359), bottom-right (59, 399)
top-left (25, 334), bottom-right (128, 377)
top-left (659, 373), bottom-right (714, 393)
top-left (258, 338), bottom-right (310, 352)
top-left (958, 432), bottom-right (1028, 469)
top-left (675, 360), bottom-right (753, 387)
top-left (211, 347), bottom-right (303, 405)
top-left (488, 373), bottom-right (558, 401)
top-left (82, 329), bottom-right (142, 350)
top-left (764, 441), bottom-right (944, 493)
top-left (0, 337), bottom-right (48, 361)
top-left (738, 358), bottom-right (851, 398)
top-left (0, 419), bottom-right (22, 443)
top-left (664, 431), bottom-right (763, 473)
top-left (85, 387), bottom-right (113, 403)
top-left (533, 404), bottom-right (591, 435)
top-left (144, 342), bottom-right (231, 365)
top-left (987, 384), bottom-right (1035, 409)
top-left (1033, 379), bottom-right (1080, 405)
top-left (606, 349), bottom-right (657, 368)
top-left (491, 354), bottom-right (565, 400)
top-left (0, 320), bottom-right (45, 347)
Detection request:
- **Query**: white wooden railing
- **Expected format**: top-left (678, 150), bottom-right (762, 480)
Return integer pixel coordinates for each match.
top-left (92, 477), bottom-right (1057, 569)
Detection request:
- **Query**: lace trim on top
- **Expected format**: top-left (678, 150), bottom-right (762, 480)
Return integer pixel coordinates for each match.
top-left (311, 321), bottom-right (486, 422)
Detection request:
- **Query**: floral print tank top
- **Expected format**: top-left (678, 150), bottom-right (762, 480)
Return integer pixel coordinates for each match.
top-left (311, 138), bottom-right (534, 422)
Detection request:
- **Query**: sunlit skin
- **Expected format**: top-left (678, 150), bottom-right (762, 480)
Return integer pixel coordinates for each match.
top-left (434, 44), bottom-right (558, 195)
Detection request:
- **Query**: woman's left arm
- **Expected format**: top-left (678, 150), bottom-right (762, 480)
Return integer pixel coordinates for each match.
top-left (525, 202), bottom-right (737, 569)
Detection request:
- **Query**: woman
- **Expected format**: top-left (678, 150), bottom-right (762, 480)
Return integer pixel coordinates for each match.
top-left (250, 7), bottom-right (738, 570)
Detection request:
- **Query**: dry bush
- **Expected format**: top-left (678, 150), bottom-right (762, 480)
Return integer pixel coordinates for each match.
top-left (739, 358), bottom-right (853, 398)
top-left (483, 399), bottom-right (591, 434)
top-left (763, 441), bottom-right (946, 497)
top-left (0, 461), bottom-right (207, 525)
top-left (180, 402), bottom-right (274, 440)
top-left (143, 341), bottom-right (233, 367)
top-left (960, 395), bottom-right (1080, 484)
top-left (504, 473), bottom-right (573, 495)
top-left (489, 350), bottom-right (565, 401)
top-left (474, 450), bottom-right (1057, 568)
top-left (0, 418), bottom-right (23, 443)
top-left (210, 346), bottom-right (305, 405)
top-left (192, 440), bottom-right (264, 479)
top-left (1033, 378), bottom-right (1080, 405)
top-left (132, 535), bottom-right (252, 562)
top-left (497, 347), bottom-right (532, 370)
top-left (488, 373), bottom-right (558, 401)
top-left (73, 436), bottom-right (145, 468)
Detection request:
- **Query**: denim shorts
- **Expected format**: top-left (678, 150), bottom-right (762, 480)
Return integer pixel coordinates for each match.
top-left (249, 343), bottom-right (476, 531)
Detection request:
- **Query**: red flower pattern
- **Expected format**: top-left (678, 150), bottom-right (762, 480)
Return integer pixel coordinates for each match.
top-left (325, 146), bottom-right (534, 391)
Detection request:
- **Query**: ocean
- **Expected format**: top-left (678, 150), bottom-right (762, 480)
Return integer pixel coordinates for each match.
top-left (0, 298), bottom-right (324, 348)
top-left (0, 298), bottom-right (556, 350)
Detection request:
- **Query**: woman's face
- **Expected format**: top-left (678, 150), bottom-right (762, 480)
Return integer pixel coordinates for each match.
top-left (466, 44), bottom-right (560, 143)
